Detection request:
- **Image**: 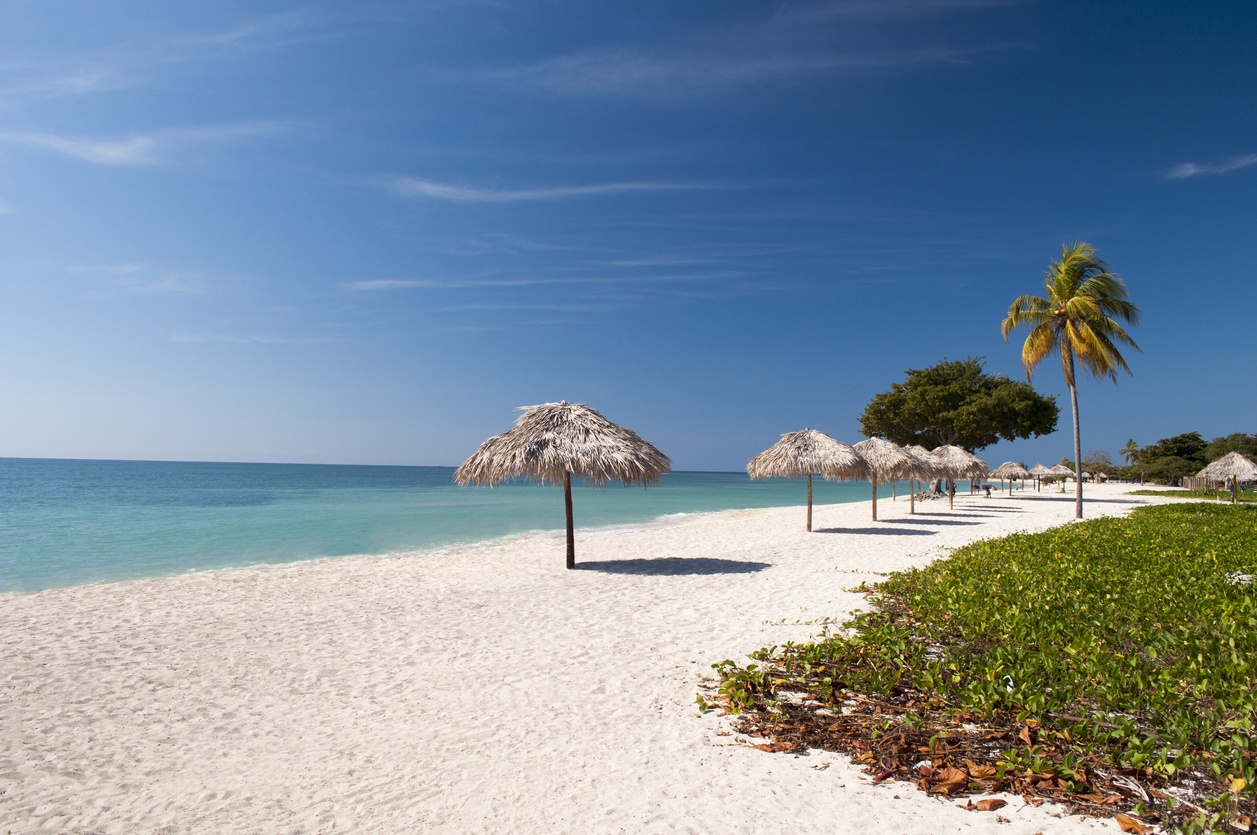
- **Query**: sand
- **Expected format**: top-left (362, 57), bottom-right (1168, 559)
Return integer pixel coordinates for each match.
top-left (0, 483), bottom-right (1173, 834)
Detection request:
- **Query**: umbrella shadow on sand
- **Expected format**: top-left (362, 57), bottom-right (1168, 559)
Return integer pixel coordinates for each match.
top-left (575, 557), bottom-right (771, 576)
top-left (883, 517), bottom-right (982, 526)
top-left (813, 526), bottom-right (935, 536)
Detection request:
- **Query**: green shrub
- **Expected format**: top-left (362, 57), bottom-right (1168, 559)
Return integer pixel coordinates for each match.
top-left (709, 504), bottom-right (1257, 832)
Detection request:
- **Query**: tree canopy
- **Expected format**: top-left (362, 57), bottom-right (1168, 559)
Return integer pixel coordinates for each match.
top-left (859, 357), bottom-right (1059, 451)
top-left (1205, 432), bottom-right (1257, 461)
top-left (1127, 431), bottom-right (1257, 485)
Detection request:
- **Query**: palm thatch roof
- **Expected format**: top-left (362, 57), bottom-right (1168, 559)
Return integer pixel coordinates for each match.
top-left (747, 429), bottom-right (865, 531)
top-left (455, 401), bottom-right (670, 488)
top-left (1029, 463), bottom-right (1053, 477)
top-left (903, 445), bottom-right (945, 479)
top-left (930, 445), bottom-right (988, 479)
top-left (1048, 464), bottom-right (1075, 477)
top-left (990, 461), bottom-right (1031, 479)
top-left (454, 401), bottom-right (670, 568)
top-left (1197, 451), bottom-right (1257, 482)
top-left (747, 429), bottom-right (866, 480)
top-left (853, 437), bottom-right (911, 477)
top-left (853, 438), bottom-right (912, 522)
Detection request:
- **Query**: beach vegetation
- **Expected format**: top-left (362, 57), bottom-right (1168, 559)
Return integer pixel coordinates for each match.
top-left (705, 503), bottom-right (1257, 832)
top-left (1002, 241), bottom-right (1141, 519)
top-left (858, 357), bottom-right (1059, 451)
top-left (1129, 489), bottom-right (1257, 504)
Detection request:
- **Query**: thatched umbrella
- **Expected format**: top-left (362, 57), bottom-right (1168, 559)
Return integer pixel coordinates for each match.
top-left (748, 429), bottom-right (867, 531)
top-left (930, 445), bottom-right (988, 508)
top-left (454, 401), bottom-right (671, 569)
top-left (1048, 463), bottom-right (1075, 493)
top-left (990, 461), bottom-right (1031, 495)
top-left (853, 437), bottom-right (911, 522)
top-left (1030, 463), bottom-right (1053, 492)
top-left (1197, 452), bottom-right (1257, 504)
top-left (903, 444), bottom-right (944, 515)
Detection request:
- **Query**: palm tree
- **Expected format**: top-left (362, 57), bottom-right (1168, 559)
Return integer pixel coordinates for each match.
top-left (1001, 242), bottom-right (1140, 519)
top-left (1120, 438), bottom-right (1142, 484)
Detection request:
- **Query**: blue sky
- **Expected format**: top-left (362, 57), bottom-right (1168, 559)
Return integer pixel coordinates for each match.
top-left (1, 1), bottom-right (1253, 471)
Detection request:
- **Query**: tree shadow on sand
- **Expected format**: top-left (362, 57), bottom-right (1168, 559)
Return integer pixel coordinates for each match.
top-left (575, 557), bottom-right (771, 576)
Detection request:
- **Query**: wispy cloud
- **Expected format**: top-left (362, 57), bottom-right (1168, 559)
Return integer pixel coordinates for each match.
top-left (775, 0), bottom-right (1024, 24)
top-left (68, 262), bottom-right (208, 293)
top-left (0, 10), bottom-right (335, 104)
top-left (342, 271), bottom-right (732, 292)
top-left (384, 177), bottom-right (723, 202)
top-left (0, 122), bottom-right (288, 166)
top-left (169, 333), bottom-right (328, 345)
top-left (478, 0), bottom-right (1025, 101)
top-left (343, 276), bottom-right (612, 291)
top-left (1166, 154), bottom-right (1257, 180)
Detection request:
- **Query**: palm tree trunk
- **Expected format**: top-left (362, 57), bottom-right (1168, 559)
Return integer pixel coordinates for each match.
top-left (1069, 382), bottom-right (1083, 519)
top-left (806, 473), bottom-right (813, 532)
top-left (564, 470), bottom-right (576, 569)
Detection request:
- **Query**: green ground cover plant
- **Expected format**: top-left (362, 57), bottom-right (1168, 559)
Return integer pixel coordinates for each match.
top-left (705, 504), bottom-right (1257, 832)
top-left (1130, 489), bottom-right (1257, 504)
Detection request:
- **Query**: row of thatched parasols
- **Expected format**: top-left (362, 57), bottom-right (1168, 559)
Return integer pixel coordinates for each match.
top-left (454, 402), bottom-right (1001, 566)
top-left (746, 430), bottom-right (988, 529)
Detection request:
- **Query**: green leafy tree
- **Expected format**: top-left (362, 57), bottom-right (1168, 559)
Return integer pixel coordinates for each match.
top-left (1139, 432), bottom-right (1208, 485)
top-left (858, 357), bottom-right (1058, 450)
top-left (1002, 242), bottom-right (1140, 518)
top-left (1204, 432), bottom-right (1257, 462)
top-left (1145, 432), bottom-right (1208, 462)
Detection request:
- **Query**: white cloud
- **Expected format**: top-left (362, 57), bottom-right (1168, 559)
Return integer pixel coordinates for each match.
top-left (169, 333), bottom-right (322, 345)
top-left (1166, 154), bottom-right (1257, 180)
top-left (0, 122), bottom-right (287, 166)
top-left (384, 177), bottom-right (720, 202)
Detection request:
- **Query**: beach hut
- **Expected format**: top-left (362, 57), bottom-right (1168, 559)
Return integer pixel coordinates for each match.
top-left (1030, 463), bottom-right (1053, 492)
top-left (455, 401), bottom-right (671, 569)
top-left (1197, 452), bottom-right (1257, 504)
top-left (903, 444), bottom-right (944, 515)
top-left (930, 446), bottom-right (988, 509)
top-left (853, 437), bottom-right (911, 522)
top-left (990, 461), bottom-right (1031, 495)
top-left (747, 429), bottom-right (867, 532)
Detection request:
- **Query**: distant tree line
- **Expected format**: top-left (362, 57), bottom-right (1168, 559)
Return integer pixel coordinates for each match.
top-left (1123, 432), bottom-right (1257, 485)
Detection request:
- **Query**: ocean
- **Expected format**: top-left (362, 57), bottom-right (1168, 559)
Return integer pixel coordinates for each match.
top-left (0, 458), bottom-right (910, 593)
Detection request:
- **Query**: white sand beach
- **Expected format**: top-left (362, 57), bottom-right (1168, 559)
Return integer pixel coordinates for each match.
top-left (1, 483), bottom-right (1174, 834)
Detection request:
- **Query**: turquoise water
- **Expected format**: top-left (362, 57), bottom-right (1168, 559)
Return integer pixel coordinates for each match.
top-left (0, 458), bottom-right (909, 593)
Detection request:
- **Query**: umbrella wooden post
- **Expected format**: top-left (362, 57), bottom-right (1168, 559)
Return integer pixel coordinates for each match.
top-left (871, 475), bottom-right (878, 521)
top-left (909, 478), bottom-right (915, 514)
top-left (564, 470), bottom-right (576, 569)
top-left (806, 473), bottom-right (813, 532)
top-left (948, 479), bottom-right (954, 510)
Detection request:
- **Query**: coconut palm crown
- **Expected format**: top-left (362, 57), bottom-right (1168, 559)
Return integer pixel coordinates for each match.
top-left (1001, 242), bottom-right (1140, 519)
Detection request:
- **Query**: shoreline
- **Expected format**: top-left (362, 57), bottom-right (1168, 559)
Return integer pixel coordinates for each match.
top-left (0, 464), bottom-right (919, 595)
top-left (1, 484), bottom-right (1173, 833)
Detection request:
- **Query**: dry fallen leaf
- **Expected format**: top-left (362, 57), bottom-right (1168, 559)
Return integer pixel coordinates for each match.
top-left (1115, 813), bottom-right (1150, 834)
top-left (974, 798), bottom-right (1007, 811)
top-left (965, 759), bottom-right (998, 779)
top-left (1018, 725), bottom-right (1034, 746)
top-left (932, 766), bottom-right (969, 795)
